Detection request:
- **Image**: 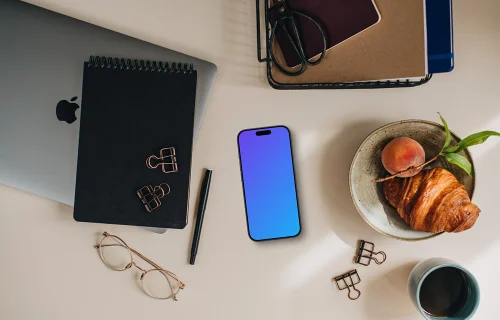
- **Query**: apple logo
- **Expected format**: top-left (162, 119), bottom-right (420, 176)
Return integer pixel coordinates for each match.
top-left (56, 96), bottom-right (80, 124)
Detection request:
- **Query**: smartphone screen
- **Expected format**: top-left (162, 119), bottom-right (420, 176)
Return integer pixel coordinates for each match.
top-left (237, 126), bottom-right (301, 241)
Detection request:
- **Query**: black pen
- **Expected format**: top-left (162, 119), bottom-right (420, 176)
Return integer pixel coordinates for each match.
top-left (190, 169), bottom-right (213, 265)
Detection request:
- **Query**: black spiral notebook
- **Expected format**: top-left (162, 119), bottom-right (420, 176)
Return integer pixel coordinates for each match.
top-left (73, 56), bottom-right (197, 229)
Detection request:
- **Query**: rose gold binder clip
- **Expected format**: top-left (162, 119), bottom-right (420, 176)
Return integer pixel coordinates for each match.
top-left (355, 240), bottom-right (386, 266)
top-left (137, 183), bottom-right (171, 212)
top-left (334, 269), bottom-right (361, 301)
top-left (146, 147), bottom-right (178, 173)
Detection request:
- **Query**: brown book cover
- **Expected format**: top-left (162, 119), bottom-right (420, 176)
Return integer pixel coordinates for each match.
top-left (271, 0), bottom-right (381, 68)
top-left (271, 0), bottom-right (427, 84)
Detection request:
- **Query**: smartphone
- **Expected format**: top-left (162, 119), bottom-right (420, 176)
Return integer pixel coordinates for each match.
top-left (426, 0), bottom-right (454, 73)
top-left (237, 126), bottom-right (301, 241)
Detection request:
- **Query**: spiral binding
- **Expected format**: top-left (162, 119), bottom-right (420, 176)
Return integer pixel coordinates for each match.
top-left (87, 56), bottom-right (195, 75)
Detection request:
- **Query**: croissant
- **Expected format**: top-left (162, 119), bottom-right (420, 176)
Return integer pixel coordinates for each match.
top-left (383, 168), bottom-right (480, 233)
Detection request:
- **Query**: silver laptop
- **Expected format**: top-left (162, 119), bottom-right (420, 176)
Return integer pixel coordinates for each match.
top-left (0, 1), bottom-right (217, 233)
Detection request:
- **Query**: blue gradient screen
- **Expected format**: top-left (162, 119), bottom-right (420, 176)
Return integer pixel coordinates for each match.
top-left (238, 126), bottom-right (301, 241)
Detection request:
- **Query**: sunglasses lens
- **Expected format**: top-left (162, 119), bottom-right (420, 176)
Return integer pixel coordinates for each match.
top-left (99, 236), bottom-right (132, 271)
top-left (142, 269), bottom-right (179, 299)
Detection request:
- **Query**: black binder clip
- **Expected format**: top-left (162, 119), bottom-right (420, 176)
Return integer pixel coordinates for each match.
top-left (334, 269), bottom-right (361, 301)
top-left (146, 147), bottom-right (178, 173)
top-left (355, 240), bottom-right (387, 266)
top-left (137, 183), bottom-right (171, 212)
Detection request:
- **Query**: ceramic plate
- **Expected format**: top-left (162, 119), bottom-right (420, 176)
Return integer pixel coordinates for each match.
top-left (349, 120), bottom-right (475, 241)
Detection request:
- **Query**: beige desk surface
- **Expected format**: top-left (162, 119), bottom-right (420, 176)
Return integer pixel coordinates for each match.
top-left (2, 0), bottom-right (500, 319)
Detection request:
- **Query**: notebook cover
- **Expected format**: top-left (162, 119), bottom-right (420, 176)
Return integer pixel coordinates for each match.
top-left (271, 0), bottom-right (381, 68)
top-left (426, 0), bottom-right (454, 73)
top-left (271, 0), bottom-right (427, 83)
top-left (73, 61), bottom-right (197, 229)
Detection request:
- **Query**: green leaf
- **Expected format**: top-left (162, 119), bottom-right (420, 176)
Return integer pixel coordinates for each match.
top-left (445, 153), bottom-right (472, 176)
top-left (438, 113), bottom-right (452, 152)
top-left (444, 131), bottom-right (500, 154)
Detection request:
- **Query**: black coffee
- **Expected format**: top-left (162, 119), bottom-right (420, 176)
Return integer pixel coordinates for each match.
top-left (419, 267), bottom-right (468, 317)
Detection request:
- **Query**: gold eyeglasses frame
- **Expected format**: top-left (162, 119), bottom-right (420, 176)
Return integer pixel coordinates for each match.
top-left (94, 231), bottom-right (185, 301)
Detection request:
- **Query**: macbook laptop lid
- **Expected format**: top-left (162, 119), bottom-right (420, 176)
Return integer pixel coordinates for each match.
top-left (0, 1), bottom-right (216, 213)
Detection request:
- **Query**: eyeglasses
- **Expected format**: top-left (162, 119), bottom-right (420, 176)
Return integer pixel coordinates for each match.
top-left (94, 231), bottom-right (185, 301)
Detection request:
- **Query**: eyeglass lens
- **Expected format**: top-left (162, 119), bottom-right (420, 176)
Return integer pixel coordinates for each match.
top-left (142, 269), bottom-right (179, 299)
top-left (99, 236), bottom-right (133, 271)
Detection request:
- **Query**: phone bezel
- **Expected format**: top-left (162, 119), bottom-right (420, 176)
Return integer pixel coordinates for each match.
top-left (237, 125), bottom-right (302, 242)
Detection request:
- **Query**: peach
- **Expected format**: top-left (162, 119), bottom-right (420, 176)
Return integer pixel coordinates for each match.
top-left (381, 137), bottom-right (425, 178)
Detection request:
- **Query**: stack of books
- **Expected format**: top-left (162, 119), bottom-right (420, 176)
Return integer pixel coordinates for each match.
top-left (271, 0), bottom-right (453, 84)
